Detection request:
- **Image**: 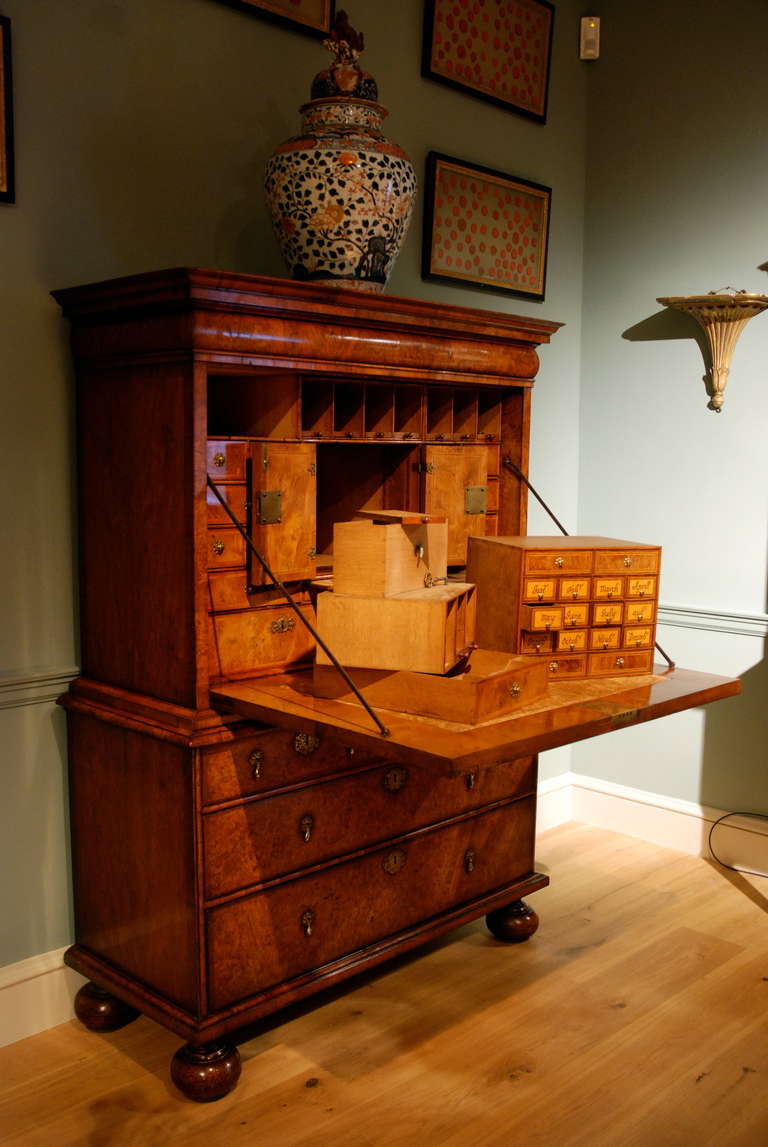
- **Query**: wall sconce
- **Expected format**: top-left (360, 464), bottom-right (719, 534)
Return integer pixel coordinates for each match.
top-left (656, 289), bottom-right (768, 411)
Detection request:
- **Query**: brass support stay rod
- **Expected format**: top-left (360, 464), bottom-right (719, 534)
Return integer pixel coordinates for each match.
top-left (206, 476), bottom-right (391, 737)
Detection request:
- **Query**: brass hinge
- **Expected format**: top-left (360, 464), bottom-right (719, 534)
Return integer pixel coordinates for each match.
top-left (465, 485), bottom-right (488, 514)
top-left (417, 462), bottom-right (437, 474)
top-left (308, 462), bottom-right (317, 476)
top-left (257, 490), bottom-right (283, 524)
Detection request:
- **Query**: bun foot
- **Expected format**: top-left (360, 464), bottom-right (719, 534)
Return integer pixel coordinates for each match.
top-left (74, 982), bottom-right (140, 1032)
top-left (486, 899), bottom-right (540, 943)
top-left (171, 1041), bottom-right (241, 1102)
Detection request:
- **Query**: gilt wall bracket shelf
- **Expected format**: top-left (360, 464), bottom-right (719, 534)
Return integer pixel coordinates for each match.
top-left (657, 289), bottom-right (768, 411)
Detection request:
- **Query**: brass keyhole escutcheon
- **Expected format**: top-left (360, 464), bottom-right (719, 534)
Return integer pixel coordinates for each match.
top-left (212, 451), bottom-right (226, 468)
top-left (509, 682), bottom-right (522, 697)
top-left (301, 909), bottom-right (314, 937)
top-left (383, 767), bottom-right (408, 793)
top-left (465, 772), bottom-right (476, 791)
top-left (464, 848), bottom-right (476, 874)
top-left (300, 813), bottom-right (314, 844)
top-left (294, 732), bottom-right (320, 756)
top-left (248, 749), bottom-right (264, 779)
top-left (382, 848), bottom-right (406, 875)
top-left (212, 539), bottom-right (225, 556)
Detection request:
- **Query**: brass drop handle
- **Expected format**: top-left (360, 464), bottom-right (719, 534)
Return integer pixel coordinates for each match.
top-left (212, 539), bottom-right (225, 556)
top-left (301, 909), bottom-right (314, 938)
top-left (464, 848), bottom-right (476, 874)
top-left (212, 451), bottom-right (226, 468)
top-left (509, 682), bottom-right (522, 697)
top-left (249, 749), bottom-right (264, 779)
top-left (299, 813), bottom-right (314, 843)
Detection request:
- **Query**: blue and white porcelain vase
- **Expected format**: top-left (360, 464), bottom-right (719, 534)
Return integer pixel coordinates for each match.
top-left (265, 12), bottom-right (416, 292)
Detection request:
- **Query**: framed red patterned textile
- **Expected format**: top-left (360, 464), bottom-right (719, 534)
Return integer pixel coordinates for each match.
top-left (422, 152), bottom-right (551, 301)
top-left (422, 0), bottom-right (554, 122)
top-left (212, 0), bottom-right (334, 36)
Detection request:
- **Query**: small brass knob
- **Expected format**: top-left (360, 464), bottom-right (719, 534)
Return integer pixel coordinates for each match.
top-left (616, 657), bottom-right (625, 668)
top-left (555, 557), bottom-right (565, 568)
top-left (549, 660), bottom-right (559, 672)
top-left (300, 813), bottom-right (314, 843)
top-left (212, 539), bottom-right (225, 556)
top-left (509, 682), bottom-right (522, 697)
top-left (624, 556), bottom-right (633, 567)
top-left (212, 451), bottom-right (226, 468)
top-left (248, 749), bottom-right (264, 779)
top-left (301, 909), bottom-right (314, 937)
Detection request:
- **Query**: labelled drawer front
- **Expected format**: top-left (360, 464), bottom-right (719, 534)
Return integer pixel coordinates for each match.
top-left (523, 578), bottom-right (557, 602)
top-left (592, 602), bottom-right (623, 626)
top-left (520, 631), bottom-right (553, 654)
top-left (588, 650), bottom-right (653, 676)
top-left (624, 625), bottom-right (653, 648)
top-left (593, 549), bottom-right (659, 574)
top-left (207, 528), bottom-right (246, 570)
top-left (593, 576), bottom-right (623, 600)
top-left (520, 605), bottom-right (563, 631)
top-left (590, 627), bottom-right (621, 651)
top-left (206, 484), bottom-right (247, 526)
top-left (524, 550), bottom-right (592, 575)
top-left (556, 629), bottom-right (587, 653)
top-left (559, 578), bottom-right (589, 602)
top-left (625, 600), bottom-right (655, 625)
top-left (206, 796), bottom-right (536, 1010)
top-left (208, 604), bottom-right (315, 678)
top-left (626, 576), bottom-right (657, 599)
top-left (201, 729), bottom-right (385, 806)
top-left (203, 757), bottom-right (537, 898)
top-left (207, 439), bottom-right (247, 481)
top-left (562, 604), bottom-right (589, 628)
top-left (547, 655), bottom-right (585, 677)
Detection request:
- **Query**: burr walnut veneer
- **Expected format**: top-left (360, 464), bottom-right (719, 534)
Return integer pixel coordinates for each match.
top-left (53, 269), bottom-right (740, 1102)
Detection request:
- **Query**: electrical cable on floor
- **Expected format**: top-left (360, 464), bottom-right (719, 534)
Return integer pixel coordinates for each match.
top-left (707, 810), bottom-right (768, 878)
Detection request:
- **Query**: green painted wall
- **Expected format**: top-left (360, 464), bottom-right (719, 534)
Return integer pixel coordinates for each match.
top-left (0, 0), bottom-right (586, 967)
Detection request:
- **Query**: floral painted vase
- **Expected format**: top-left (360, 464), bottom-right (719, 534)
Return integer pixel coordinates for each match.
top-left (265, 12), bottom-right (416, 291)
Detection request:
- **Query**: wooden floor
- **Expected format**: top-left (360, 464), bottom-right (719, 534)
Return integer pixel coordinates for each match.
top-left (3, 822), bottom-right (768, 1146)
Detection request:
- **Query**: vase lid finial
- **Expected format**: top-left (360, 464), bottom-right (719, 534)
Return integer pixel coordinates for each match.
top-left (310, 10), bottom-right (378, 101)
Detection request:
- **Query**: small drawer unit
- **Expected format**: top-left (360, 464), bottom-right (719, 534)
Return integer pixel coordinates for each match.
top-left (467, 535), bottom-right (661, 679)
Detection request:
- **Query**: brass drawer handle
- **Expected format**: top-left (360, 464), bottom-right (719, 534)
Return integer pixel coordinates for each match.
top-left (294, 732), bottom-right (320, 756)
top-left (509, 682), bottom-right (522, 697)
top-left (212, 451), bottom-right (226, 468)
top-left (616, 657), bottom-right (625, 668)
top-left (211, 538), bottom-right (225, 556)
top-left (248, 749), bottom-right (264, 779)
top-left (464, 848), bottom-right (476, 874)
top-left (382, 766), bottom-right (408, 792)
top-left (301, 909), bottom-right (314, 938)
top-left (382, 848), bottom-right (406, 875)
top-left (270, 616), bottom-right (296, 634)
top-left (554, 557), bottom-right (565, 568)
top-left (623, 556), bottom-right (633, 567)
top-left (299, 813), bottom-right (314, 843)
top-left (549, 660), bottom-right (559, 672)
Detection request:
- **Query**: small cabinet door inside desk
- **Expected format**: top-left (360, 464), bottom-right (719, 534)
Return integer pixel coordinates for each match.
top-left (249, 442), bottom-right (317, 585)
top-left (422, 445), bottom-right (488, 565)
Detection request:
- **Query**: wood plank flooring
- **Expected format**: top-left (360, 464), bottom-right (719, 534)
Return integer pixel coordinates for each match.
top-left (2, 822), bottom-right (767, 1146)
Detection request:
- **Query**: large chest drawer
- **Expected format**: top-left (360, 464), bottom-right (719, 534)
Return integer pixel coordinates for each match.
top-left (203, 756), bottom-right (536, 898)
top-left (205, 795), bottom-right (535, 1010)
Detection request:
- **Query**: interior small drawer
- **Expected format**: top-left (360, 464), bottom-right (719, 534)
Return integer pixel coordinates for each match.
top-left (625, 576), bottom-right (657, 599)
top-left (207, 572), bottom-right (312, 613)
top-left (623, 625), bottom-right (654, 648)
top-left (206, 483), bottom-right (247, 527)
top-left (592, 576), bottom-right (623, 600)
top-left (590, 627), bottom-right (621, 650)
top-left (546, 655), bottom-right (585, 677)
top-left (558, 577), bottom-right (590, 602)
top-left (519, 631), bottom-right (554, 654)
top-left (208, 603), bottom-right (315, 678)
top-left (556, 629), bottom-right (587, 653)
top-left (205, 796), bottom-right (536, 1010)
top-left (593, 549), bottom-right (659, 574)
top-left (624, 600), bottom-right (655, 624)
top-left (207, 528), bottom-right (246, 570)
top-left (522, 577), bottom-right (557, 602)
top-left (207, 439), bottom-right (247, 481)
top-left (524, 550), bottom-right (592, 575)
top-left (203, 757), bottom-right (537, 899)
top-left (201, 729), bottom-right (385, 806)
top-left (520, 605), bottom-right (563, 631)
top-left (588, 649), bottom-right (653, 676)
top-left (592, 602), bottom-right (624, 626)
top-left (562, 604), bottom-right (589, 628)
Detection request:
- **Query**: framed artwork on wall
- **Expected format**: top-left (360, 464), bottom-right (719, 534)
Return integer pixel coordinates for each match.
top-left (422, 152), bottom-right (551, 301)
top-left (212, 0), bottom-right (335, 36)
top-left (422, 0), bottom-right (554, 123)
top-left (0, 15), bottom-right (14, 204)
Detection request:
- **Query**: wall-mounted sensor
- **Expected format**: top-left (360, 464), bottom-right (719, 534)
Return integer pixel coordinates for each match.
top-left (580, 16), bottom-right (600, 59)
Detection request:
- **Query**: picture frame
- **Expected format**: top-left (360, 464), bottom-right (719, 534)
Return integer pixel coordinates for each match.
top-left (0, 15), bottom-right (14, 204)
top-left (422, 152), bottom-right (551, 301)
top-left (212, 0), bottom-right (335, 36)
top-left (422, 0), bottom-right (554, 123)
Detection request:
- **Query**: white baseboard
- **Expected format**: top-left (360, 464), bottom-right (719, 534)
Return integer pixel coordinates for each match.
top-left (0, 948), bottom-right (86, 1049)
top-left (3, 773), bottom-right (766, 1049)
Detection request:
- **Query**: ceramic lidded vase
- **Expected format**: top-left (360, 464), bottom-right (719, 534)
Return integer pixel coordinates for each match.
top-left (265, 11), bottom-right (416, 292)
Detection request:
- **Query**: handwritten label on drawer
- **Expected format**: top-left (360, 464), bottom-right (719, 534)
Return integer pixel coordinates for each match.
top-left (625, 601), bottom-right (654, 624)
top-left (624, 626), bottom-right (653, 648)
top-left (593, 577), bottom-right (623, 600)
top-left (523, 578), bottom-right (556, 602)
top-left (520, 631), bottom-right (554, 654)
top-left (563, 604), bottom-right (589, 627)
top-left (559, 578), bottom-right (589, 601)
top-left (556, 629), bottom-right (587, 652)
top-left (590, 627), bottom-right (620, 650)
top-left (520, 605), bottom-right (563, 631)
top-left (626, 576), bottom-right (656, 599)
top-left (592, 602), bottom-right (623, 626)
